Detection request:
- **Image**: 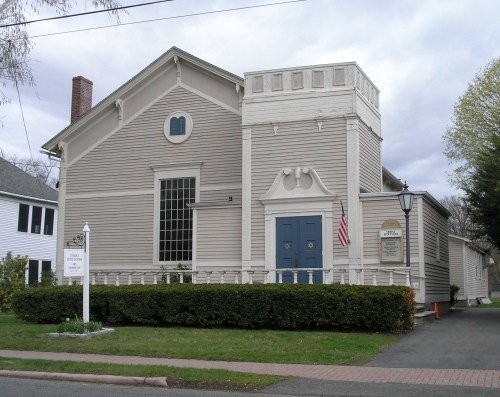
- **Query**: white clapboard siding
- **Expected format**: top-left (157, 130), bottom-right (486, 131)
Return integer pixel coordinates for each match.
top-left (355, 92), bottom-right (381, 135)
top-left (66, 87), bottom-right (242, 194)
top-left (449, 237), bottom-right (465, 295)
top-left (0, 196), bottom-right (57, 263)
top-left (422, 199), bottom-right (450, 298)
top-left (200, 189), bottom-right (241, 202)
top-left (243, 91), bottom-right (354, 125)
top-left (361, 196), bottom-right (420, 265)
top-left (63, 195), bottom-right (154, 272)
top-left (449, 235), bottom-right (489, 302)
top-left (250, 118), bottom-right (348, 260)
top-left (359, 123), bottom-right (382, 193)
top-left (196, 207), bottom-right (242, 261)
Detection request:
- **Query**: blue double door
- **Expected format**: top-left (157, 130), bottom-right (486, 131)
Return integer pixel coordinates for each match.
top-left (276, 216), bottom-right (323, 284)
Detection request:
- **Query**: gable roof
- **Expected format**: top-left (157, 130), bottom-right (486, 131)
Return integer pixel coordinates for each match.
top-left (0, 157), bottom-right (58, 203)
top-left (42, 46), bottom-right (244, 155)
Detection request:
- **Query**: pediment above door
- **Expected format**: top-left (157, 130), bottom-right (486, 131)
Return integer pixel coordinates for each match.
top-left (260, 167), bottom-right (336, 204)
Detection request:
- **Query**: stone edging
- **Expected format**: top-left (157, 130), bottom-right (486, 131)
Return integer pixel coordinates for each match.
top-left (46, 328), bottom-right (114, 338)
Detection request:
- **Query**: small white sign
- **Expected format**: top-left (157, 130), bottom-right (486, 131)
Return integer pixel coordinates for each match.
top-left (380, 229), bottom-right (402, 238)
top-left (64, 249), bottom-right (85, 277)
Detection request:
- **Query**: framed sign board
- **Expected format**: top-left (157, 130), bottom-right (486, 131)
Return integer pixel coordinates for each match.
top-left (379, 220), bottom-right (403, 264)
top-left (64, 249), bottom-right (85, 277)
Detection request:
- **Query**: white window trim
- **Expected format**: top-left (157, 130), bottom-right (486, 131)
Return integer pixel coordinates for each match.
top-left (25, 259), bottom-right (54, 284)
top-left (18, 204), bottom-right (55, 236)
top-left (164, 111), bottom-right (193, 144)
top-left (152, 163), bottom-right (201, 267)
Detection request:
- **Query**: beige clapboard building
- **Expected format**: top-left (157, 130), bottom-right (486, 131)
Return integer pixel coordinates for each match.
top-left (43, 47), bottom-right (450, 309)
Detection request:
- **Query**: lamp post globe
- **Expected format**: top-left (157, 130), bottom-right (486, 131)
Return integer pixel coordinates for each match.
top-left (398, 182), bottom-right (414, 286)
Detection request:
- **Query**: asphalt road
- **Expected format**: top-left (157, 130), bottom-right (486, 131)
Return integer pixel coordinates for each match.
top-left (366, 308), bottom-right (500, 369)
top-left (2, 376), bottom-right (500, 397)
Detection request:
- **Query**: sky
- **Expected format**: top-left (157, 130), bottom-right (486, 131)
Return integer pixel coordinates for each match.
top-left (0, 0), bottom-right (498, 200)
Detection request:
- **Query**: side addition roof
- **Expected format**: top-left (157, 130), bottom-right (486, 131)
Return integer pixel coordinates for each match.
top-left (0, 157), bottom-right (58, 203)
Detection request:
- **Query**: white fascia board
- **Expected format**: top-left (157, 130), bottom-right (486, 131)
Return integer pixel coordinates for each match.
top-left (0, 191), bottom-right (58, 206)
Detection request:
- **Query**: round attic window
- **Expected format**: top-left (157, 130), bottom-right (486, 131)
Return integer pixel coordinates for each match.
top-left (164, 111), bottom-right (193, 144)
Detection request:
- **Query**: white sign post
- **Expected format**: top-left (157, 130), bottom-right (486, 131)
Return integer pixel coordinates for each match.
top-left (83, 222), bottom-right (90, 323)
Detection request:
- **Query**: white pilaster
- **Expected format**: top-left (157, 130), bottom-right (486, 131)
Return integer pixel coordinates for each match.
top-left (242, 128), bottom-right (252, 278)
top-left (346, 118), bottom-right (362, 284)
top-left (56, 142), bottom-right (68, 284)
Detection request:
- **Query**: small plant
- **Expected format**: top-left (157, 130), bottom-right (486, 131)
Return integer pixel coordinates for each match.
top-left (450, 284), bottom-right (460, 309)
top-left (160, 263), bottom-right (192, 284)
top-left (40, 270), bottom-right (57, 287)
top-left (56, 316), bottom-right (103, 334)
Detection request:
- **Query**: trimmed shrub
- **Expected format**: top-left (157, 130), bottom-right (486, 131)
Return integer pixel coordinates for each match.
top-left (12, 284), bottom-right (415, 333)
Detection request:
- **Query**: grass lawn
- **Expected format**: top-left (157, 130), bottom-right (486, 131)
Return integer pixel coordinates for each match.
top-left (476, 297), bottom-right (500, 308)
top-left (0, 357), bottom-right (281, 391)
top-left (0, 313), bottom-right (397, 366)
top-left (0, 312), bottom-right (399, 390)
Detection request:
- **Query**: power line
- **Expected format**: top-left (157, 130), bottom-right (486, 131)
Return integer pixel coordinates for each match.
top-left (14, 80), bottom-right (33, 160)
top-left (28, 0), bottom-right (306, 39)
top-left (0, 0), bottom-right (174, 28)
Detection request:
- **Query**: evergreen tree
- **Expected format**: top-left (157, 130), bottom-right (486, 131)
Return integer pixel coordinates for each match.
top-left (465, 135), bottom-right (500, 249)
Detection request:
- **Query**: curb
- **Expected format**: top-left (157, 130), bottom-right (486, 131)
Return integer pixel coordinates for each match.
top-left (0, 370), bottom-right (168, 387)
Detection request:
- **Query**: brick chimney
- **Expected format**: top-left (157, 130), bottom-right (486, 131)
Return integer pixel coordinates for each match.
top-left (71, 76), bottom-right (93, 123)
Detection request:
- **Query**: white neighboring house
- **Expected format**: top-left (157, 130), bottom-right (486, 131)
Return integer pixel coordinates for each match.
top-left (449, 235), bottom-right (490, 306)
top-left (0, 156), bottom-right (58, 284)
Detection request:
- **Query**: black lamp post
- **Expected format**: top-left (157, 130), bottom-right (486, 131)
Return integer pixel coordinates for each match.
top-left (398, 182), bottom-right (414, 286)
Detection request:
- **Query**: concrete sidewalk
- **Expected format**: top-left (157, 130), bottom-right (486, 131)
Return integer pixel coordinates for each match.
top-left (0, 349), bottom-right (499, 389)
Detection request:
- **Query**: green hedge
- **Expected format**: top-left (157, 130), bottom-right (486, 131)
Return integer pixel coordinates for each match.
top-left (12, 284), bottom-right (415, 333)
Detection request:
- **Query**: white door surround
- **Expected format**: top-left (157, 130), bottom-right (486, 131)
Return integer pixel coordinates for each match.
top-left (260, 167), bottom-right (336, 283)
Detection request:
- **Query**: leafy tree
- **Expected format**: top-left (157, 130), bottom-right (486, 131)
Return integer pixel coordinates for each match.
top-left (443, 58), bottom-right (500, 191)
top-left (440, 195), bottom-right (475, 238)
top-left (0, 0), bottom-right (120, 104)
top-left (465, 135), bottom-right (500, 249)
top-left (0, 252), bottom-right (27, 312)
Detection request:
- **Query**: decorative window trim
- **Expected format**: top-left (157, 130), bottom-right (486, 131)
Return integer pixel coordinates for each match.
top-left (164, 111), bottom-right (193, 144)
top-left (153, 163), bottom-right (201, 266)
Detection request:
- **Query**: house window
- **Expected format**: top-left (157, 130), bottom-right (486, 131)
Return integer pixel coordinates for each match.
top-left (41, 260), bottom-right (52, 282)
top-left (159, 177), bottom-right (195, 262)
top-left (31, 206), bottom-right (42, 234)
top-left (28, 259), bottom-right (39, 285)
top-left (169, 116), bottom-right (186, 136)
top-left (164, 112), bottom-right (193, 144)
top-left (44, 208), bottom-right (54, 235)
top-left (18, 203), bottom-right (29, 232)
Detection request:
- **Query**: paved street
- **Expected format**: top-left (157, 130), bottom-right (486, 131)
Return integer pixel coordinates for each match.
top-left (2, 375), bottom-right (500, 397)
top-left (367, 308), bottom-right (500, 369)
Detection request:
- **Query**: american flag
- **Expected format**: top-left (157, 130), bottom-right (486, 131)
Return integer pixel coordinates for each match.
top-left (338, 201), bottom-right (349, 246)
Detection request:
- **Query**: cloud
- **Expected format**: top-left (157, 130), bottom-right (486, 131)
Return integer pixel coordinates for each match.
top-left (0, 0), bottom-right (498, 201)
